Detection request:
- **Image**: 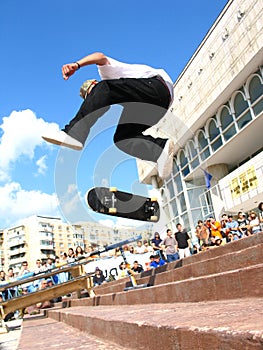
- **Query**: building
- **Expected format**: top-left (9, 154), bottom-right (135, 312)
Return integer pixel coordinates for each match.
top-left (137, 0), bottom-right (263, 235)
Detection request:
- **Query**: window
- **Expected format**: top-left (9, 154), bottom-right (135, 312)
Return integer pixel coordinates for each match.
top-left (208, 118), bottom-right (222, 152)
top-left (179, 150), bottom-right (190, 177)
top-left (249, 75), bottom-right (263, 116)
top-left (234, 91), bottom-right (251, 129)
top-left (188, 140), bottom-right (199, 169)
top-left (220, 106), bottom-right (236, 141)
top-left (170, 199), bottom-right (178, 217)
top-left (197, 130), bottom-right (210, 161)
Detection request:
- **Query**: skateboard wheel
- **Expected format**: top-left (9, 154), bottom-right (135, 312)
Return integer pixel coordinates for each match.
top-left (150, 215), bottom-right (158, 222)
top-left (110, 187), bottom-right (117, 192)
top-left (150, 197), bottom-right (158, 202)
top-left (109, 207), bottom-right (117, 214)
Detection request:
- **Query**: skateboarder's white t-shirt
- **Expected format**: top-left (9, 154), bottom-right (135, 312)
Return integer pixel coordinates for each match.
top-left (98, 56), bottom-right (173, 99)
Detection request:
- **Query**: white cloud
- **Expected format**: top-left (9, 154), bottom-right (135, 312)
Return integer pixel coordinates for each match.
top-left (0, 181), bottom-right (59, 228)
top-left (0, 109), bottom-right (62, 228)
top-left (0, 109), bottom-right (59, 181)
top-left (35, 155), bottom-right (48, 176)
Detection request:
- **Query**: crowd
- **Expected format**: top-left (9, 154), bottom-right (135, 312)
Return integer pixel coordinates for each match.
top-left (1, 203), bottom-right (262, 305)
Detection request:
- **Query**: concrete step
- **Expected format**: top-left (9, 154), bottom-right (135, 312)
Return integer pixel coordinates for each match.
top-left (47, 298), bottom-right (263, 350)
top-left (17, 313), bottom-right (131, 350)
top-left (94, 242), bottom-right (263, 296)
top-left (70, 263), bottom-right (263, 307)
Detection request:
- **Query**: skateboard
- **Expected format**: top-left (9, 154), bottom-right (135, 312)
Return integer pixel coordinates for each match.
top-left (86, 187), bottom-right (160, 222)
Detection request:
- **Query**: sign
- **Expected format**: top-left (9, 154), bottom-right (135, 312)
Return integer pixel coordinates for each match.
top-left (229, 166), bottom-right (258, 199)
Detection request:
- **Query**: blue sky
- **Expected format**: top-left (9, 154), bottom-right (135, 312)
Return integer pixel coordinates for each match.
top-left (0, 0), bottom-right (228, 229)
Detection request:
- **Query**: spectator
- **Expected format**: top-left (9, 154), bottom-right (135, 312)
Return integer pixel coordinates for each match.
top-left (75, 246), bottom-right (84, 258)
top-left (151, 232), bottom-right (165, 260)
top-left (195, 220), bottom-right (209, 246)
top-left (18, 261), bottom-right (30, 276)
top-left (237, 212), bottom-right (250, 237)
top-left (67, 248), bottom-right (76, 263)
top-left (249, 211), bottom-right (261, 234)
top-left (215, 237), bottom-right (223, 246)
top-left (46, 279), bottom-right (53, 288)
top-left (258, 202), bottom-right (263, 226)
top-left (192, 244), bottom-right (200, 254)
top-left (34, 259), bottom-right (44, 274)
top-left (227, 233), bottom-right (235, 242)
top-left (143, 240), bottom-right (154, 253)
top-left (114, 247), bottom-right (122, 257)
top-left (161, 229), bottom-right (179, 263)
top-left (220, 214), bottom-right (229, 238)
top-left (150, 254), bottom-right (166, 268)
top-left (208, 217), bottom-right (222, 239)
top-left (117, 262), bottom-right (129, 279)
top-left (225, 215), bottom-right (239, 237)
top-left (175, 223), bottom-right (191, 259)
top-left (129, 246), bottom-right (135, 254)
top-left (0, 270), bottom-right (5, 282)
top-left (93, 267), bottom-right (106, 286)
top-left (134, 240), bottom-right (145, 254)
top-left (46, 258), bottom-right (55, 270)
top-left (131, 261), bottom-right (144, 274)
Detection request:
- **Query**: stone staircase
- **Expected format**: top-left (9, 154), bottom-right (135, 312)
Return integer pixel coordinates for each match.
top-left (18, 233), bottom-right (263, 350)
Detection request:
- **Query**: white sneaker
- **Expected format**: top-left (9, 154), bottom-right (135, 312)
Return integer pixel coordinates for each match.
top-left (157, 139), bottom-right (175, 180)
top-left (42, 130), bottom-right (83, 150)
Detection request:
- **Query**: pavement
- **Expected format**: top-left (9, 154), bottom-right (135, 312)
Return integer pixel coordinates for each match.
top-left (0, 319), bottom-right (22, 350)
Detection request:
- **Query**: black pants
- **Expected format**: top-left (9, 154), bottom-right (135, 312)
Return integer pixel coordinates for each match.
top-left (63, 77), bottom-right (171, 162)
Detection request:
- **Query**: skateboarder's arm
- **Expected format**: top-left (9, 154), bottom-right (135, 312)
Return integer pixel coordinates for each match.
top-left (62, 52), bottom-right (110, 80)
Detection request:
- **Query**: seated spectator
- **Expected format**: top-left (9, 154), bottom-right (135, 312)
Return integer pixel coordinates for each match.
top-left (208, 217), bottom-right (222, 239)
top-left (150, 254), bottom-right (166, 268)
top-left (93, 267), bottom-right (106, 286)
top-left (143, 240), bottom-right (154, 253)
top-left (237, 212), bottom-right (250, 237)
top-left (46, 258), bottom-right (55, 270)
top-left (18, 261), bottom-right (31, 277)
top-left (258, 202), bottom-right (263, 226)
top-left (114, 247), bottom-right (122, 257)
top-left (131, 261), bottom-right (144, 274)
top-left (34, 259), bottom-right (44, 274)
top-left (67, 247), bottom-right (76, 263)
top-left (117, 262), bottom-right (129, 279)
top-left (134, 240), bottom-right (146, 254)
top-left (249, 211), bottom-right (261, 234)
top-left (27, 280), bottom-right (54, 315)
top-left (192, 244), bottom-right (200, 254)
top-left (75, 246), bottom-right (84, 258)
top-left (129, 246), bottom-right (135, 254)
top-left (195, 220), bottom-right (209, 246)
top-left (214, 237), bottom-right (223, 246)
top-left (220, 214), bottom-right (229, 238)
top-left (225, 215), bottom-right (239, 237)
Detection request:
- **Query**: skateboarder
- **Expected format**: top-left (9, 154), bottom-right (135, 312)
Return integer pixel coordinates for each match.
top-left (42, 52), bottom-right (174, 179)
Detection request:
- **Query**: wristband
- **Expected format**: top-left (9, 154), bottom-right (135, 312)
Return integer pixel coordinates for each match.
top-left (75, 62), bottom-right (81, 70)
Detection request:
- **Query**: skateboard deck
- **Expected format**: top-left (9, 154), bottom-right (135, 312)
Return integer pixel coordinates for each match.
top-left (86, 187), bottom-right (160, 222)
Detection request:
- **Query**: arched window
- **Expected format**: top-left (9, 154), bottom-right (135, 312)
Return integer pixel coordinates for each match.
top-left (220, 106), bottom-right (236, 141)
top-left (187, 140), bottom-right (199, 169)
top-left (208, 118), bottom-right (222, 152)
top-left (197, 130), bottom-right (210, 161)
top-left (248, 75), bottom-right (263, 116)
top-left (234, 91), bottom-right (251, 129)
top-left (179, 150), bottom-right (190, 177)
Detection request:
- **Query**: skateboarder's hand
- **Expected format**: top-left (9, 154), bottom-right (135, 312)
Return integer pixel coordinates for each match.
top-left (62, 63), bottom-right (79, 80)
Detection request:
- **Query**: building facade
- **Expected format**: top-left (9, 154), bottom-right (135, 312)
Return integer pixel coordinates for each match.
top-left (138, 0), bottom-right (263, 235)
